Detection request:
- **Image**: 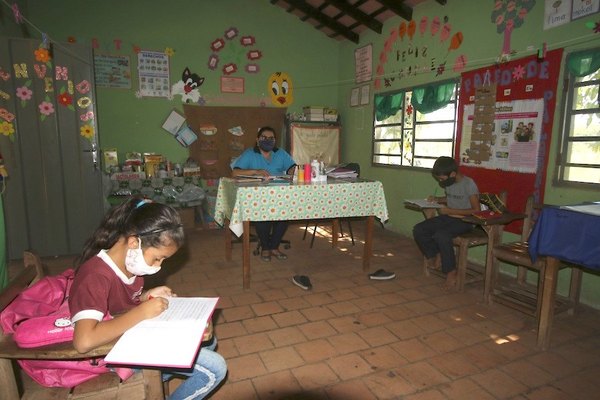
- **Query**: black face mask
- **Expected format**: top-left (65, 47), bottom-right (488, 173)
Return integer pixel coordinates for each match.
top-left (438, 177), bottom-right (456, 188)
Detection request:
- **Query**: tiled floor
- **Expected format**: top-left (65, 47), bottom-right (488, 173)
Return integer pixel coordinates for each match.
top-left (9, 220), bottom-right (600, 399)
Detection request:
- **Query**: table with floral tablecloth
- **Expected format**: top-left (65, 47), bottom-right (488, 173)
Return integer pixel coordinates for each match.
top-left (214, 178), bottom-right (389, 287)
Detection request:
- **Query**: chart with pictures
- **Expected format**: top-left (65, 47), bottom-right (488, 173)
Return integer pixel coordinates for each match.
top-left (137, 50), bottom-right (170, 98)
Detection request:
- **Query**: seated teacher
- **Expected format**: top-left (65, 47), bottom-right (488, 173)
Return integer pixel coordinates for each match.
top-left (231, 126), bottom-right (297, 262)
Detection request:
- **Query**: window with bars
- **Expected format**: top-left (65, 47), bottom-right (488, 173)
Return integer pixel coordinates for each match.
top-left (557, 50), bottom-right (600, 186)
top-left (372, 81), bottom-right (458, 169)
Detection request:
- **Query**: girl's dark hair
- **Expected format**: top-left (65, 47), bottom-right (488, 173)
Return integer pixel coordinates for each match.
top-left (432, 156), bottom-right (458, 177)
top-left (77, 196), bottom-right (185, 266)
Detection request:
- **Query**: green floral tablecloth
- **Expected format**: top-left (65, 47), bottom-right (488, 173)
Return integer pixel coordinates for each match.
top-left (214, 178), bottom-right (389, 236)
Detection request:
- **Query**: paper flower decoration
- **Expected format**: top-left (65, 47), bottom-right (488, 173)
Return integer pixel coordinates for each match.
top-left (0, 121), bottom-right (15, 137)
top-left (224, 27), bottom-right (238, 40)
top-left (34, 48), bottom-right (51, 63)
top-left (80, 124), bottom-right (95, 140)
top-left (222, 63), bottom-right (237, 75)
top-left (38, 100), bottom-right (55, 120)
top-left (165, 47), bottom-right (175, 57)
top-left (240, 36), bottom-right (255, 46)
top-left (16, 85), bottom-right (32, 102)
top-left (210, 38), bottom-right (225, 52)
top-left (57, 91), bottom-right (74, 110)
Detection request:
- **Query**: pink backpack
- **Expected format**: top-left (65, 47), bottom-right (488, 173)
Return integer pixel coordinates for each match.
top-left (0, 269), bottom-right (134, 388)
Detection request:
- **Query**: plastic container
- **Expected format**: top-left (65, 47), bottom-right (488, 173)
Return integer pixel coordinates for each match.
top-left (311, 159), bottom-right (320, 180)
top-left (304, 163), bottom-right (311, 183)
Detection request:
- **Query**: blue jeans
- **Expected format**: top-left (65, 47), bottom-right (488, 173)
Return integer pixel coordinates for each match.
top-left (413, 215), bottom-right (475, 273)
top-left (162, 338), bottom-right (227, 400)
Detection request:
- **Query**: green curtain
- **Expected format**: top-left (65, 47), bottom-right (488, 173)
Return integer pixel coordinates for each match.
top-left (411, 82), bottom-right (456, 114)
top-left (374, 92), bottom-right (403, 122)
top-left (566, 49), bottom-right (600, 77)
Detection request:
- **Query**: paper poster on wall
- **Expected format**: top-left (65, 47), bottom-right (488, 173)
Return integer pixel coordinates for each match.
top-left (359, 84), bottom-right (370, 105)
top-left (93, 54), bottom-right (132, 89)
top-left (572, 0), bottom-right (600, 19)
top-left (354, 44), bottom-right (372, 84)
top-left (350, 87), bottom-right (360, 107)
top-left (221, 76), bottom-right (244, 93)
top-left (544, 0), bottom-right (572, 29)
top-left (460, 99), bottom-right (544, 173)
top-left (137, 50), bottom-right (170, 98)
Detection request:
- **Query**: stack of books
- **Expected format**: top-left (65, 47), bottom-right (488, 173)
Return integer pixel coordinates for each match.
top-left (303, 106), bottom-right (325, 121)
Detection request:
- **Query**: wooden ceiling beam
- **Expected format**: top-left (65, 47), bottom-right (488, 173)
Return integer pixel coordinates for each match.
top-left (282, 0), bottom-right (360, 43)
top-left (377, 0), bottom-right (413, 21)
top-left (323, 0), bottom-right (383, 34)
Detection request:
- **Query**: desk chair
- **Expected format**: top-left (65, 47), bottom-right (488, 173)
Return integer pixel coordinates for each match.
top-left (303, 163), bottom-right (360, 247)
top-left (488, 196), bottom-right (582, 317)
top-left (422, 191), bottom-right (507, 291)
top-left (0, 252), bottom-right (164, 400)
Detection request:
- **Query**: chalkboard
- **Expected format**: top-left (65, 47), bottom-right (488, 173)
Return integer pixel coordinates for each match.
top-left (93, 54), bottom-right (132, 89)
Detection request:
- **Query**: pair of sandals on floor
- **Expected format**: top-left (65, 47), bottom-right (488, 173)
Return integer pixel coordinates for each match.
top-left (260, 249), bottom-right (287, 262)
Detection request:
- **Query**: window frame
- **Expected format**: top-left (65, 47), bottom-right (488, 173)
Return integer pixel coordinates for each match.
top-left (371, 79), bottom-right (459, 170)
top-left (555, 50), bottom-right (600, 188)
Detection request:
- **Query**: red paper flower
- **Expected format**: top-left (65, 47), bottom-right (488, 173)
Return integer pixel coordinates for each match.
top-left (595, 21), bottom-right (600, 33)
top-left (57, 92), bottom-right (73, 106)
top-left (222, 63), bottom-right (237, 75)
top-left (211, 38), bottom-right (225, 52)
top-left (247, 50), bottom-right (262, 60)
top-left (240, 36), bottom-right (255, 46)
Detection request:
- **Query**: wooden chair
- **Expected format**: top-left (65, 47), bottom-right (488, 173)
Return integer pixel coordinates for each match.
top-left (0, 251), bottom-right (164, 400)
top-left (487, 196), bottom-right (582, 317)
top-left (422, 191), bottom-right (507, 291)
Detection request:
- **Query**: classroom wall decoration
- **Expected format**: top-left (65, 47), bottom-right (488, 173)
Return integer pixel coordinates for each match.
top-left (93, 54), bottom-right (132, 89)
top-left (171, 67), bottom-right (205, 103)
top-left (206, 27), bottom-right (262, 75)
top-left (136, 50), bottom-right (170, 98)
top-left (268, 72), bottom-right (294, 107)
top-left (456, 48), bottom-right (563, 233)
top-left (374, 15), bottom-right (466, 90)
top-left (543, 0), bottom-right (600, 30)
top-left (491, 0), bottom-right (537, 55)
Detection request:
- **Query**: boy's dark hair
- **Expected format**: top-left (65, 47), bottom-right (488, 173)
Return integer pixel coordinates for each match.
top-left (432, 156), bottom-right (458, 177)
top-left (256, 126), bottom-right (276, 138)
top-left (77, 196), bottom-right (185, 266)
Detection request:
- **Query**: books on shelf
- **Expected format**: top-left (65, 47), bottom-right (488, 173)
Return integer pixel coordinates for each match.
top-left (404, 199), bottom-right (443, 209)
top-left (104, 297), bottom-right (219, 368)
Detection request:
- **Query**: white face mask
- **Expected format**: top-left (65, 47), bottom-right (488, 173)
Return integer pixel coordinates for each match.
top-left (125, 238), bottom-right (161, 276)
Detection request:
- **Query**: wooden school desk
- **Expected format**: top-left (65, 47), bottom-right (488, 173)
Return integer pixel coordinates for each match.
top-left (214, 178), bottom-right (389, 288)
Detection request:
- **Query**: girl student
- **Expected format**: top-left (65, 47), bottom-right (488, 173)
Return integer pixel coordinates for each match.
top-left (68, 197), bottom-right (227, 399)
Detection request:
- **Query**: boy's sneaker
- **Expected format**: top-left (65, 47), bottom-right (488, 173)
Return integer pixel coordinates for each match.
top-left (369, 269), bottom-right (396, 280)
top-left (292, 275), bottom-right (312, 290)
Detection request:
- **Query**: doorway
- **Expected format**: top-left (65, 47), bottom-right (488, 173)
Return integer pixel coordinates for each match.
top-left (0, 37), bottom-right (104, 259)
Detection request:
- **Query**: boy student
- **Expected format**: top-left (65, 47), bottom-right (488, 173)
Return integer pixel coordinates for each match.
top-left (412, 156), bottom-right (480, 289)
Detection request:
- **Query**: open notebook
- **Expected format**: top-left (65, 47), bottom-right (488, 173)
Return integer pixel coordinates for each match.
top-left (105, 297), bottom-right (219, 368)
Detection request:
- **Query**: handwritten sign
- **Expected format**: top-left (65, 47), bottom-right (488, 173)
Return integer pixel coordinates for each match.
top-left (93, 54), bottom-right (132, 89)
top-left (355, 44), bottom-right (372, 84)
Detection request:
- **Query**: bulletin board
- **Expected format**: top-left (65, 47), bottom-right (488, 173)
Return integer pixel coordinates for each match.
top-left (456, 49), bottom-right (563, 233)
top-left (183, 105), bottom-right (287, 179)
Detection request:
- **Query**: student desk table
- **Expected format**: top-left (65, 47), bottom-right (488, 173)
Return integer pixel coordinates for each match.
top-left (528, 205), bottom-right (600, 350)
top-left (214, 178), bottom-right (389, 288)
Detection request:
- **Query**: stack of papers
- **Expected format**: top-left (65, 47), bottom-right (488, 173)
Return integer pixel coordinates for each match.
top-left (404, 199), bottom-right (443, 209)
top-left (327, 168), bottom-right (358, 179)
